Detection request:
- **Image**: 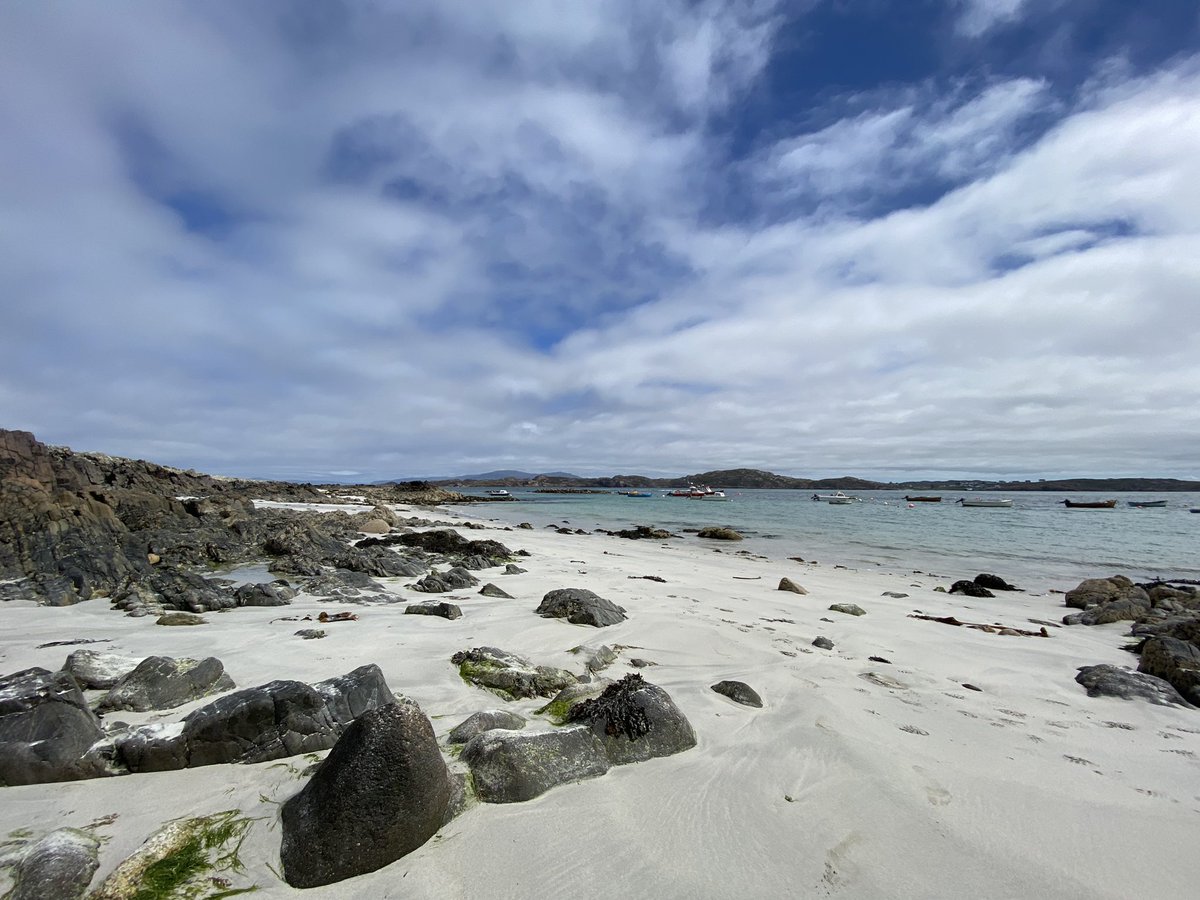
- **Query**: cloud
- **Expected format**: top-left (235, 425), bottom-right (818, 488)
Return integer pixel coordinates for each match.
top-left (954, 0), bottom-right (1031, 37)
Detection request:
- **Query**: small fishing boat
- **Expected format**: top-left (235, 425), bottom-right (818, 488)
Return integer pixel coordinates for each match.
top-left (485, 489), bottom-right (510, 497)
top-left (957, 498), bottom-right (1013, 508)
top-left (1061, 499), bottom-right (1117, 508)
top-left (700, 490), bottom-right (728, 501)
top-left (812, 491), bottom-right (853, 504)
top-left (1127, 499), bottom-right (1167, 508)
top-left (623, 490), bottom-right (654, 498)
top-left (904, 495), bottom-right (942, 503)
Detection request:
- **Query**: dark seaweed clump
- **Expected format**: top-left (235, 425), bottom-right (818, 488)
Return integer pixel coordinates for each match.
top-left (566, 674), bottom-right (651, 741)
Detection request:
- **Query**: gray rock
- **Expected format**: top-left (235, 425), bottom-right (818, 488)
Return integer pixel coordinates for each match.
top-left (1138, 636), bottom-right (1200, 705)
top-left (447, 709), bottom-right (527, 744)
top-left (503, 563), bottom-right (527, 574)
top-left (295, 629), bottom-right (326, 639)
top-left (234, 580), bottom-right (297, 607)
top-left (4, 828), bottom-right (100, 900)
top-left (404, 602), bottom-right (463, 620)
top-left (536, 588), bottom-right (627, 627)
top-left (315, 664), bottom-right (398, 728)
top-left (479, 583), bottom-right (514, 598)
top-left (155, 611), bottom-right (206, 626)
top-left (62, 649), bottom-right (140, 690)
top-left (0, 668), bottom-right (106, 786)
top-left (280, 703), bottom-right (451, 888)
top-left (97, 656), bottom-right (234, 713)
top-left (451, 646), bottom-right (576, 700)
top-left (1065, 575), bottom-right (1149, 610)
top-left (580, 644), bottom-right (618, 673)
top-left (628, 658), bottom-right (656, 668)
top-left (568, 674), bottom-right (697, 764)
top-left (461, 725), bottom-right (610, 803)
top-left (829, 603), bottom-right (866, 617)
top-left (410, 566), bottom-right (478, 593)
top-left (812, 637), bottom-right (834, 650)
top-left (949, 580), bottom-right (994, 598)
top-left (696, 526), bottom-right (743, 541)
top-left (710, 680), bottom-right (764, 708)
top-left (881, 591), bottom-right (909, 599)
top-left (778, 577), bottom-right (807, 594)
top-left (1076, 664), bottom-right (1192, 707)
top-left (974, 573), bottom-right (1019, 591)
top-left (537, 680), bottom-right (613, 724)
top-left (1076, 597), bottom-right (1152, 625)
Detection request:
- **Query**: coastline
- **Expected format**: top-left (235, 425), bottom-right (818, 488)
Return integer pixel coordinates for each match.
top-left (2, 497), bottom-right (1199, 898)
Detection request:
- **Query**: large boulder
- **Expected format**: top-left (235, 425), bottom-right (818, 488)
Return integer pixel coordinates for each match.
top-left (566, 674), bottom-right (697, 764)
top-left (1075, 664), bottom-right (1191, 707)
top-left (234, 580), bottom-right (297, 607)
top-left (1138, 637), bottom-right (1200, 705)
top-left (3, 828), bottom-right (101, 900)
top-left (97, 656), bottom-right (234, 713)
top-left (536, 588), bottom-right (627, 627)
top-left (62, 649), bottom-right (140, 690)
top-left (696, 526), bottom-right (742, 541)
top-left (0, 668), bottom-right (106, 786)
top-left (451, 647), bottom-right (576, 700)
top-left (1070, 597), bottom-right (1153, 626)
top-left (447, 709), bottom-right (527, 744)
top-left (315, 663), bottom-right (396, 727)
top-left (280, 702), bottom-right (451, 888)
top-left (1065, 576), bottom-right (1149, 610)
top-left (461, 725), bottom-right (610, 803)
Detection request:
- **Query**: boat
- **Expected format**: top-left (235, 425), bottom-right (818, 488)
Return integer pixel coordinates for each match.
top-left (1127, 499), bottom-right (1167, 508)
top-left (904, 495), bottom-right (942, 502)
top-left (485, 489), bottom-right (510, 497)
top-left (812, 491), bottom-right (853, 504)
top-left (700, 490), bottom-right (728, 501)
top-left (623, 490), bottom-right (654, 498)
top-left (957, 498), bottom-right (1013, 508)
top-left (1061, 499), bottom-right (1117, 508)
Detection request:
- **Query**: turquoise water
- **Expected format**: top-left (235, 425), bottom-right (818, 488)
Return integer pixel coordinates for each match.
top-left (464, 489), bottom-right (1200, 589)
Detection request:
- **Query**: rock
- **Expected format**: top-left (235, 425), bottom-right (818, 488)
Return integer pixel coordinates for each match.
top-left (697, 526), bottom-right (743, 541)
top-left (410, 566), bottom-right (478, 593)
top-left (1075, 597), bottom-right (1153, 626)
top-left (536, 588), bottom-right (627, 627)
top-left (1065, 575), bottom-right (1149, 610)
top-left (579, 644), bottom-right (618, 673)
top-left (829, 603), bottom-right (866, 617)
top-left (949, 580), bottom-right (994, 598)
top-left (451, 646), bottom-right (576, 700)
top-left (1076, 664), bottom-right (1191, 707)
top-left (518, 522), bottom-right (533, 529)
top-left (233, 580), bottom-right (297, 607)
top-left (280, 702), bottom-right (451, 888)
top-left (812, 637), bottom-right (834, 650)
top-left (155, 611), bottom-right (207, 626)
top-left (1138, 637), bottom-right (1200, 705)
top-left (567, 674), bottom-right (698, 764)
top-left (302, 569), bottom-right (385, 599)
top-left (479, 583), bottom-right (514, 598)
top-left (974, 573), bottom-right (1019, 591)
top-left (358, 518), bottom-right (391, 534)
top-left (295, 629), bottom-right (326, 639)
top-left (710, 680), bottom-right (763, 708)
top-left (404, 601), bottom-right (463, 620)
top-left (447, 709), bottom-right (528, 744)
top-left (537, 680), bottom-right (613, 724)
top-left (0, 667), bottom-right (106, 786)
top-left (314, 663), bottom-right (397, 728)
top-left (881, 591), bottom-right (909, 599)
top-left (98, 656), bottom-right (234, 712)
top-left (4, 827), bottom-right (100, 900)
top-left (629, 658), bottom-right (656, 668)
top-left (62, 649), bottom-right (140, 690)
top-left (461, 725), bottom-right (610, 803)
top-left (502, 563), bottom-right (527, 574)
top-left (778, 578), bottom-right (807, 594)
top-left (612, 525), bottom-right (674, 540)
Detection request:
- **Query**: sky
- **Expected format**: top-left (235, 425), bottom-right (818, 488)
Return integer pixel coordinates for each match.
top-left (2, 1), bottom-right (1199, 482)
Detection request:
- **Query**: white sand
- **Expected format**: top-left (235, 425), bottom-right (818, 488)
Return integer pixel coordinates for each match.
top-left (2, 502), bottom-right (1199, 899)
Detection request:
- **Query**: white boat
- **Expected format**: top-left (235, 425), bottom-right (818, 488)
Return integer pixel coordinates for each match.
top-left (700, 490), bottom-right (728, 501)
top-left (813, 491), bottom-right (853, 504)
top-left (485, 489), bottom-right (510, 497)
top-left (957, 498), bottom-right (1013, 508)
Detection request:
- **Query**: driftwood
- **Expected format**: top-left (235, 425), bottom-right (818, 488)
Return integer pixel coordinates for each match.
top-left (908, 613), bottom-right (1049, 637)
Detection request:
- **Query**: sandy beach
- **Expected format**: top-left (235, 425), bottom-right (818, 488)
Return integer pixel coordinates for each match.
top-left (3, 498), bottom-right (1199, 899)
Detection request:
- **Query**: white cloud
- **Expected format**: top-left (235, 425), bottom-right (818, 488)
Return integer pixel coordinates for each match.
top-left (954, 0), bottom-right (1031, 38)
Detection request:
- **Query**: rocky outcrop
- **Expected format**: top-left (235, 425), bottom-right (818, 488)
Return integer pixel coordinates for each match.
top-left (62, 649), bottom-right (140, 690)
top-left (1138, 637), bottom-right (1200, 705)
top-left (97, 656), bottom-right (234, 713)
top-left (566, 674), bottom-right (697, 765)
top-left (410, 566), bottom-right (478, 593)
top-left (0, 668), bottom-right (107, 786)
top-left (451, 647), bottom-right (577, 700)
top-left (535, 588), bottom-right (627, 627)
top-left (280, 702), bottom-right (451, 888)
top-left (1064, 576), bottom-right (1149, 611)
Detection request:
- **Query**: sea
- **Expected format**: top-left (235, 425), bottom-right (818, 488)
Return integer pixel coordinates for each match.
top-left (460, 489), bottom-right (1200, 590)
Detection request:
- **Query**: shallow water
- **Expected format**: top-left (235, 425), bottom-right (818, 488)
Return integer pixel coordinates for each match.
top-left (462, 489), bottom-right (1200, 588)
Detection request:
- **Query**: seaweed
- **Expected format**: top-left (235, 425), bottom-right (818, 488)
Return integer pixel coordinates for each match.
top-left (565, 674), bottom-right (651, 741)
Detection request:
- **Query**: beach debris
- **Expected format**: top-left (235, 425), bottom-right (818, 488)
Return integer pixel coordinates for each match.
top-left (962, 683), bottom-right (984, 692)
top-left (710, 679), bottom-right (764, 708)
top-left (568, 674), bottom-right (697, 763)
top-left (861, 672), bottom-right (908, 690)
top-left (97, 655), bottom-right (235, 713)
top-left (908, 613), bottom-right (1049, 637)
top-left (733, 575), bottom-right (761, 580)
top-left (1075, 664), bottom-right (1192, 708)
top-left (311, 610), bottom-right (358, 622)
top-left (829, 603), bottom-right (867, 617)
top-left (948, 580), bottom-right (994, 598)
top-left (697, 526), bottom-right (743, 541)
top-left (812, 637), bottom-right (834, 650)
top-left (281, 703), bottom-right (451, 888)
top-left (463, 724), bottom-right (610, 803)
top-left (404, 601), bottom-right (462, 620)
top-left (479, 582), bottom-right (514, 598)
top-left (868, 656), bottom-right (892, 664)
top-left (35, 638), bottom-right (113, 649)
top-left (448, 709), bottom-right (528, 744)
top-left (974, 573), bottom-right (1020, 591)
top-left (629, 574), bottom-right (667, 582)
top-left (295, 629), bottom-right (326, 639)
top-left (451, 646), bottom-right (576, 700)
top-left (778, 577), bottom-right (807, 594)
top-left (899, 725), bottom-right (929, 736)
top-left (155, 611), bottom-right (207, 626)
top-left (536, 587), bottom-right (627, 627)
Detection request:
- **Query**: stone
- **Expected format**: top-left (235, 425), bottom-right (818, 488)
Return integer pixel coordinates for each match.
top-left (234, 580), bottom-right (297, 607)
top-left (1075, 598), bottom-right (1153, 626)
top-left (502, 563), bottom-right (527, 574)
top-left (778, 577), bottom-right (807, 594)
top-left (451, 646), bottom-right (576, 700)
top-left (710, 680), bottom-right (764, 708)
top-left (461, 725), bottom-right (610, 803)
top-left (479, 583), bottom-right (514, 598)
top-left (358, 518), bottom-right (391, 534)
top-left (314, 664), bottom-right (397, 728)
top-left (881, 591), bottom-right (909, 599)
top-left (1065, 575), bottom-right (1149, 611)
top-left (568, 675), bottom-right (697, 764)
top-left (5, 828), bottom-right (101, 900)
top-left (295, 629), bottom-right (326, 639)
top-left (949, 580), bottom-right (994, 598)
top-left (829, 603), bottom-right (866, 617)
top-left (579, 644), bottom-right (618, 673)
top-left (155, 611), bottom-right (207, 626)
top-left (536, 588), bottom-right (627, 627)
top-left (0, 667), bottom-right (106, 786)
top-left (1075, 664), bottom-right (1191, 707)
top-left (62, 649), bottom-right (140, 690)
top-left (537, 680), bottom-right (613, 724)
top-left (98, 656), bottom-right (234, 712)
top-left (697, 526), bottom-right (743, 541)
top-left (280, 703), bottom-right (451, 888)
top-left (447, 709), bottom-right (528, 744)
top-left (612, 525), bottom-right (674, 540)
top-left (812, 637), bottom-right (834, 650)
top-left (410, 566), bottom-right (478, 593)
top-left (974, 573), bottom-right (1019, 591)
top-left (404, 602), bottom-right (463, 620)
top-left (1138, 636), bottom-right (1200, 705)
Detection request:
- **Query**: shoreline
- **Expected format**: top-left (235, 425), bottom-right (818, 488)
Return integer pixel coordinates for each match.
top-left (3, 498), bottom-right (1199, 898)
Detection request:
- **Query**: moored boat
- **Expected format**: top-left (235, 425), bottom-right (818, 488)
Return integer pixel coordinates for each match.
top-left (700, 490), bottom-right (728, 501)
top-left (957, 498), bottom-right (1013, 508)
top-left (904, 495), bottom-right (942, 502)
top-left (485, 489), bottom-right (511, 497)
top-left (623, 490), bottom-right (654, 498)
top-left (1061, 499), bottom-right (1117, 508)
top-left (1127, 499), bottom-right (1167, 508)
top-left (812, 491), bottom-right (853, 504)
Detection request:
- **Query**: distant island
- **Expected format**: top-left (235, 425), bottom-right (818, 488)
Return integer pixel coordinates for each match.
top-left (402, 468), bottom-right (1200, 493)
